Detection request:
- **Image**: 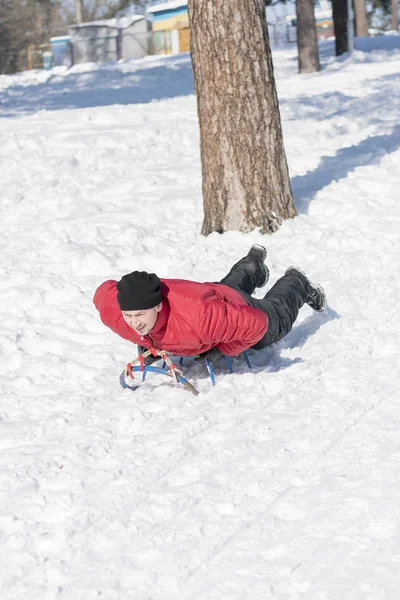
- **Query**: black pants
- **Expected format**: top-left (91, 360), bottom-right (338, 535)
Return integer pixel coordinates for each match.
top-left (219, 255), bottom-right (309, 348)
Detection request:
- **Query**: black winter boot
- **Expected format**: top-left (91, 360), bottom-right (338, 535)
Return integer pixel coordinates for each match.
top-left (247, 244), bottom-right (269, 288)
top-left (285, 266), bottom-right (326, 312)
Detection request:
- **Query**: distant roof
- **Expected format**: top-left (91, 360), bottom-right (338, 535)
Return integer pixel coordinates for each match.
top-left (50, 35), bottom-right (71, 41)
top-left (71, 15), bottom-right (145, 28)
top-left (147, 0), bottom-right (188, 15)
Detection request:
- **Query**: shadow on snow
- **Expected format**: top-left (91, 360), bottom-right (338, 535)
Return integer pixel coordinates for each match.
top-left (292, 125), bottom-right (400, 214)
top-left (250, 306), bottom-right (340, 373)
top-left (0, 56), bottom-right (195, 118)
top-left (185, 307), bottom-right (340, 384)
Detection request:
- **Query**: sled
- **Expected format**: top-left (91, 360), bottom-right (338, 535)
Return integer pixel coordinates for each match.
top-left (119, 348), bottom-right (252, 396)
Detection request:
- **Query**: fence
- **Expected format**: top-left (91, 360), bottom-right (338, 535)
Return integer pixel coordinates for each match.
top-left (69, 22), bottom-right (152, 65)
top-left (0, 47), bottom-right (28, 74)
top-left (71, 32), bottom-right (121, 64)
top-left (0, 42), bottom-right (59, 74)
top-left (27, 44), bottom-right (52, 70)
top-left (70, 27), bottom-right (188, 64)
top-left (268, 18), bottom-right (333, 47)
top-left (0, 30), bottom-right (177, 74)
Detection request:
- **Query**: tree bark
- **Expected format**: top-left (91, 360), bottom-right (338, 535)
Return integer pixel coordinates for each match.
top-left (188, 0), bottom-right (296, 236)
top-left (332, 0), bottom-right (348, 55)
top-left (392, 0), bottom-right (399, 31)
top-left (354, 0), bottom-right (368, 36)
top-left (51, 1), bottom-right (62, 36)
top-left (296, 0), bottom-right (321, 73)
top-left (75, 0), bottom-right (83, 23)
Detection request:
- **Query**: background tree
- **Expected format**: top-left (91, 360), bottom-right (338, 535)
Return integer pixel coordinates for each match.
top-left (102, 0), bottom-right (147, 19)
top-left (392, 0), bottom-right (399, 30)
top-left (366, 0), bottom-right (398, 30)
top-left (75, 0), bottom-right (83, 23)
top-left (0, 0), bottom-right (57, 73)
top-left (332, 0), bottom-right (349, 55)
top-left (59, 0), bottom-right (148, 24)
top-left (296, 0), bottom-right (321, 73)
top-left (354, 0), bottom-right (369, 35)
top-left (0, 0), bottom-right (148, 74)
top-left (188, 0), bottom-right (297, 236)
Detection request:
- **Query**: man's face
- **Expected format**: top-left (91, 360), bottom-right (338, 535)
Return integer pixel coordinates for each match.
top-left (121, 303), bottom-right (162, 336)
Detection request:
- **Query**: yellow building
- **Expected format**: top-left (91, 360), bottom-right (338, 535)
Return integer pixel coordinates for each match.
top-left (148, 0), bottom-right (189, 55)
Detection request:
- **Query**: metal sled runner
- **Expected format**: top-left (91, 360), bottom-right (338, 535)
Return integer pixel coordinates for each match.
top-left (119, 348), bottom-right (252, 396)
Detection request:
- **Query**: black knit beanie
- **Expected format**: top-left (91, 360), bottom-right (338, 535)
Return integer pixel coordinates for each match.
top-left (116, 271), bottom-right (162, 311)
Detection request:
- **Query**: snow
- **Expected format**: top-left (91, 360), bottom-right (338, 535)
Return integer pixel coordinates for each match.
top-left (147, 0), bottom-right (188, 14)
top-left (355, 32), bottom-right (400, 51)
top-left (1, 37), bottom-right (400, 599)
top-left (70, 15), bottom-right (146, 29)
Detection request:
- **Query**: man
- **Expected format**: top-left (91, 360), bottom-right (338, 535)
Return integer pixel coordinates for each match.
top-left (93, 245), bottom-right (326, 363)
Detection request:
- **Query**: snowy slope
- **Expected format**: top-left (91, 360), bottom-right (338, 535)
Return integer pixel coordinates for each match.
top-left (1, 40), bottom-right (400, 599)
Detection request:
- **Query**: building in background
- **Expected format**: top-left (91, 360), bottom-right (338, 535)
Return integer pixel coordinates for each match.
top-left (146, 0), bottom-right (332, 55)
top-left (68, 15), bottom-right (152, 65)
top-left (147, 0), bottom-right (189, 55)
top-left (50, 36), bottom-right (72, 67)
top-left (43, 0), bottom-right (334, 70)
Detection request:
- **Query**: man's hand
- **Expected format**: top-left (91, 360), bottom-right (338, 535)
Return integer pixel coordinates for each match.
top-left (137, 345), bottom-right (160, 366)
top-left (194, 347), bottom-right (223, 365)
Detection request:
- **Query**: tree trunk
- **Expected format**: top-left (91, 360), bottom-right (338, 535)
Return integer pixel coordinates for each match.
top-left (354, 0), bottom-right (368, 36)
top-left (332, 0), bottom-right (348, 55)
top-left (392, 0), bottom-right (399, 31)
top-left (75, 0), bottom-right (83, 23)
top-left (296, 0), bottom-right (321, 73)
top-left (188, 0), bottom-right (296, 236)
top-left (51, 1), bottom-right (62, 37)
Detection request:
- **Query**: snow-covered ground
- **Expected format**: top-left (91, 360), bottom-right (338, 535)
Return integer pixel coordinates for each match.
top-left (1, 38), bottom-right (400, 599)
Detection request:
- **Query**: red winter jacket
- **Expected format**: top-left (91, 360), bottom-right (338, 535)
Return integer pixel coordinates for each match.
top-left (93, 278), bottom-right (268, 356)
